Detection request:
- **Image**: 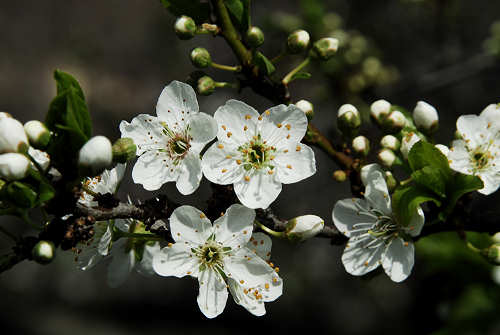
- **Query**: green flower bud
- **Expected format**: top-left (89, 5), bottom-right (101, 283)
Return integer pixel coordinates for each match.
top-left (352, 135), bottom-right (370, 156)
top-left (112, 137), bottom-right (137, 163)
top-left (333, 170), bottom-right (347, 182)
top-left (245, 26), bottom-right (265, 48)
top-left (493, 232), bottom-right (500, 243)
top-left (174, 15), bottom-right (196, 40)
top-left (385, 171), bottom-right (398, 192)
top-left (32, 240), bottom-right (56, 265)
top-left (310, 37), bottom-right (339, 61)
top-left (197, 76), bottom-right (216, 96)
top-left (190, 47), bottom-right (212, 68)
top-left (337, 104), bottom-right (361, 137)
top-left (380, 135), bottom-right (400, 151)
top-left (481, 244), bottom-right (500, 265)
top-left (24, 120), bottom-right (51, 149)
top-left (285, 215), bottom-right (324, 242)
top-left (295, 99), bottom-right (314, 121)
top-left (287, 29), bottom-right (310, 54)
top-left (378, 148), bottom-right (396, 167)
top-left (383, 110), bottom-right (408, 132)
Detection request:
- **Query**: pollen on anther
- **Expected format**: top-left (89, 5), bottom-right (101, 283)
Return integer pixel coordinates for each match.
top-left (364, 261), bottom-right (369, 266)
top-left (404, 242), bottom-right (409, 247)
top-left (277, 123), bottom-right (283, 128)
top-left (284, 149), bottom-right (289, 153)
top-left (268, 170), bottom-right (274, 175)
top-left (222, 125), bottom-right (227, 130)
top-left (167, 243), bottom-right (173, 247)
top-left (244, 176), bottom-right (250, 182)
top-left (265, 110), bottom-right (270, 115)
top-left (222, 169), bottom-right (228, 173)
top-left (217, 144), bottom-right (224, 149)
top-left (274, 267), bottom-right (280, 273)
top-left (243, 125), bottom-right (248, 131)
top-left (227, 132), bottom-right (232, 138)
top-left (285, 124), bottom-right (291, 130)
top-left (200, 213), bottom-right (206, 219)
top-left (287, 164), bottom-right (292, 169)
top-left (240, 280), bottom-right (245, 284)
top-left (286, 134), bottom-right (291, 139)
top-left (265, 283), bottom-right (270, 289)
top-left (226, 155), bottom-right (232, 159)
top-left (258, 115), bottom-right (263, 121)
top-left (187, 271), bottom-right (191, 275)
top-left (236, 159), bottom-right (242, 165)
top-left (272, 277), bottom-right (278, 283)
top-left (243, 230), bottom-right (248, 234)
top-left (245, 114), bottom-right (252, 120)
top-left (296, 145), bottom-right (301, 151)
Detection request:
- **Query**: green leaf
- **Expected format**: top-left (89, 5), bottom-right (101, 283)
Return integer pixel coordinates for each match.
top-left (392, 185), bottom-right (441, 227)
top-left (290, 71), bottom-right (312, 81)
top-left (224, 0), bottom-right (250, 31)
top-left (253, 51), bottom-right (275, 75)
top-left (411, 166), bottom-right (447, 198)
top-left (440, 173), bottom-right (483, 220)
top-left (4, 182), bottom-right (37, 209)
top-left (54, 69), bottom-right (85, 99)
top-left (36, 180), bottom-right (55, 205)
top-left (408, 141), bottom-right (451, 177)
top-left (160, 0), bottom-right (210, 23)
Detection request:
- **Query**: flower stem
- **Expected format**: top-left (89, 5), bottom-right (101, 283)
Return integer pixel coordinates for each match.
top-left (211, 62), bottom-right (242, 72)
top-left (214, 81), bottom-right (239, 89)
top-left (282, 57), bottom-right (310, 85)
top-left (254, 220), bottom-right (285, 239)
top-left (466, 241), bottom-right (481, 253)
top-left (399, 177), bottom-right (413, 186)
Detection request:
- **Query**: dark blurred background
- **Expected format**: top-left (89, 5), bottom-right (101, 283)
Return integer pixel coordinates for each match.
top-left (1, 0), bottom-right (500, 334)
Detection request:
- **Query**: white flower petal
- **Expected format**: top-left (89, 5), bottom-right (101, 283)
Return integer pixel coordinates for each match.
top-left (360, 164), bottom-right (391, 215)
top-left (341, 237), bottom-right (385, 276)
top-left (137, 242), bottom-right (161, 276)
top-left (234, 170), bottom-right (282, 209)
top-left (28, 147), bottom-right (50, 171)
top-left (213, 204), bottom-right (255, 249)
top-left (381, 237), bottom-right (414, 282)
top-left (477, 171), bottom-right (500, 195)
top-left (156, 81), bottom-right (199, 130)
top-left (228, 278), bottom-right (266, 316)
top-left (260, 104), bottom-right (308, 149)
top-left (201, 142), bottom-right (244, 185)
top-left (224, 247), bottom-right (275, 288)
top-left (448, 140), bottom-right (472, 175)
top-left (405, 206), bottom-right (425, 237)
top-left (114, 218), bottom-right (131, 233)
top-left (77, 221), bottom-right (110, 270)
top-left (332, 198), bottom-right (375, 238)
top-left (176, 152), bottom-right (202, 195)
top-left (97, 224), bottom-right (113, 255)
top-left (274, 143), bottom-right (316, 184)
top-left (132, 151), bottom-right (178, 191)
top-left (107, 240), bottom-right (135, 288)
top-left (246, 232), bottom-right (272, 261)
top-left (213, 99), bottom-right (260, 146)
top-left (456, 115), bottom-right (488, 150)
top-left (152, 243), bottom-right (199, 278)
top-left (119, 114), bottom-right (165, 156)
top-left (169, 205), bottom-right (213, 244)
top-left (197, 268), bottom-right (228, 319)
top-left (188, 112), bottom-right (218, 147)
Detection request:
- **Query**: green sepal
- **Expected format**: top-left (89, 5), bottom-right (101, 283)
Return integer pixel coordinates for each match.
top-left (253, 51), bottom-right (276, 75)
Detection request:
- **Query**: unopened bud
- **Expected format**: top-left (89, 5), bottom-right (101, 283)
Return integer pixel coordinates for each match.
top-left (385, 171), bottom-right (398, 191)
top-left (413, 101), bottom-right (439, 133)
top-left (0, 117), bottom-right (29, 153)
top-left (352, 136), bottom-right (370, 156)
top-left (190, 47), bottom-right (211, 68)
top-left (0, 153), bottom-right (30, 180)
top-left (333, 170), bottom-right (347, 182)
top-left (378, 148), bottom-right (396, 167)
top-left (287, 29), bottom-right (310, 54)
top-left (493, 232), bottom-right (500, 243)
top-left (0, 112), bottom-right (12, 119)
top-left (112, 137), bottom-right (136, 163)
top-left (435, 144), bottom-right (450, 157)
top-left (32, 240), bottom-right (56, 265)
top-left (245, 26), bottom-right (265, 48)
top-left (24, 120), bottom-right (51, 149)
top-left (197, 76), bottom-right (216, 96)
top-left (310, 37), bottom-right (339, 61)
top-left (400, 132), bottom-right (421, 159)
top-left (370, 99), bottom-right (391, 123)
top-left (337, 104), bottom-right (361, 136)
top-left (174, 15), bottom-right (196, 40)
top-left (380, 135), bottom-right (400, 151)
top-left (481, 244), bottom-right (500, 265)
top-left (285, 215), bottom-right (324, 242)
top-left (295, 99), bottom-right (314, 121)
top-left (78, 135), bottom-right (113, 176)
top-left (454, 130), bottom-right (462, 140)
top-left (384, 110), bottom-right (407, 132)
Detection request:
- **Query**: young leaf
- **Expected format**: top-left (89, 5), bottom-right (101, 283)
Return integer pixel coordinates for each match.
top-left (440, 173), bottom-right (484, 220)
top-left (392, 185), bottom-right (441, 227)
top-left (224, 0), bottom-right (245, 28)
top-left (160, 0), bottom-right (210, 23)
top-left (408, 140), bottom-right (451, 178)
top-left (290, 72), bottom-right (312, 81)
top-left (253, 51), bottom-right (275, 75)
top-left (411, 166), bottom-right (447, 198)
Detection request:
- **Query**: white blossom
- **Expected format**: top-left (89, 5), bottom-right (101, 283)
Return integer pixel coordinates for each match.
top-left (201, 100), bottom-right (316, 209)
top-left (448, 108), bottom-right (500, 195)
top-left (78, 136), bottom-right (113, 175)
top-left (370, 99), bottom-right (391, 122)
top-left (378, 148), bottom-right (396, 167)
top-left (0, 117), bottom-right (29, 153)
top-left (285, 215), bottom-right (324, 242)
top-left (332, 164), bottom-right (425, 282)
top-left (120, 81), bottom-right (217, 195)
top-left (380, 135), bottom-right (400, 151)
top-left (413, 101), bottom-right (439, 132)
top-left (78, 163), bottom-right (126, 208)
top-left (0, 153), bottom-right (30, 180)
top-left (153, 204), bottom-right (282, 318)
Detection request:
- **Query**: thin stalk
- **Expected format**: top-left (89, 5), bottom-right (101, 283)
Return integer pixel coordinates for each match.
top-left (210, 62), bottom-right (242, 72)
top-left (254, 220), bottom-right (285, 239)
top-left (282, 57), bottom-right (310, 85)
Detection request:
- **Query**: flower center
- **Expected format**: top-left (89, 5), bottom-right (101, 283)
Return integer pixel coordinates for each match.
top-left (192, 239), bottom-right (232, 271)
top-left (161, 123), bottom-right (192, 164)
top-left (239, 134), bottom-right (276, 170)
top-left (471, 149), bottom-right (491, 171)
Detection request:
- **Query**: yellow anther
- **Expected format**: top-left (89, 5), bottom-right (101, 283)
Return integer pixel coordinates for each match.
top-left (274, 267), bottom-right (280, 273)
top-left (221, 169), bottom-right (227, 173)
top-left (244, 289), bottom-right (248, 294)
top-left (268, 170), bottom-right (274, 175)
top-left (236, 159), bottom-right (242, 165)
top-left (286, 164), bottom-right (292, 169)
top-left (240, 280), bottom-right (245, 284)
top-left (269, 262), bottom-right (274, 268)
top-left (265, 110), bottom-right (270, 115)
top-left (286, 134), bottom-right (290, 139)
top-left (244, 176), bottom-right (250, 182)
top-left (272, 277), bottom-right (278, 283)
top-left (285, 124), bottom-right (291, 130)
top-left (269, 155), bottom-right (275, 160)
top-left (187, 271), bottom-right (191, 275)
top-left (245, 114), bottom-right (252, 120)
top-left (296, 145), bottom-right (301, 151)
top-left (243, 230), bottom-right (248, 234)
top-left (364, 261), bottom-right (369, 266)
top-left (404, 242), bottom-right (409, 247)
top-left (258, 115), bottom-right (263, 121)
top-left (284, 149), bottom-right (289, 153)
top-left (243, 125), bottom-right (248, 131)
top-left (265, 283), bottom-right (270, 289)
top-left (217, 144), bottom-right (224, 149)
top-left (200, 213), bottom-right (206, 219)
top-left (277, 123), bottom-right (282, 128)
top-left (226, 155), bottom-right (232, 159)
top-left (222, 125), bottom-right (227, 130)
top-left (253, 135), bottom-right (258, 140)
top-left (167, 243), bottom-right (173, 247)
top-left (227, 132), bottom-right (232, 138)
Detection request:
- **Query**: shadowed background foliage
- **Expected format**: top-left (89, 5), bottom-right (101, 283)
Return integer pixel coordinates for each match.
top-left (1, 1), bottom-right (500, 334)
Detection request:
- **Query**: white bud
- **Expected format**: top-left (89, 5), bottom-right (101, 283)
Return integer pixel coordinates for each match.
top-left (78, 136), bottom-right (113, 176)
top-left (337, 104), bottom-right (361, 134)
top-left (352, 135), bottom-right (370, 156)
top-left (400, 132), bottom-right (421, 159)
top-left (24, 120), bottom-right (51, 148)
top-left (482, 244), bottom-right (500, 265)
top-left (285, 215), bottom-right (324, 242)
top-left (0, 118), bottom-right (29, 153)
top-left (380, 135), bottom-right (400, 151)
top-left (384, 110), bottom-right (407, 131)
top-left (32, 240), bottom-right (56, 264)
top-left (413, 101), bottom-right (439, 133)
top-left (0, 112), bottom-right (12, 119)
top-left (385, 171), bottom-right (398, 191)
top-left (287, 29), bottom-right (310, 54)
top-left (493, 232), bottom-right (500, 244)
top-left (310, 37), bottom-right (339, 61)
top-left (174, 16), bottom-right (196, 40)
top-left (435, 144), bottom-right (450, 157)
top-left (370, 99), bottom-right (391, 122)
top-left (295, 100), bottom-right (314, 120)
top-left (0, 153), bottom-right (30, 180)
top-left (378, 148), bottom-right (396, 167)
